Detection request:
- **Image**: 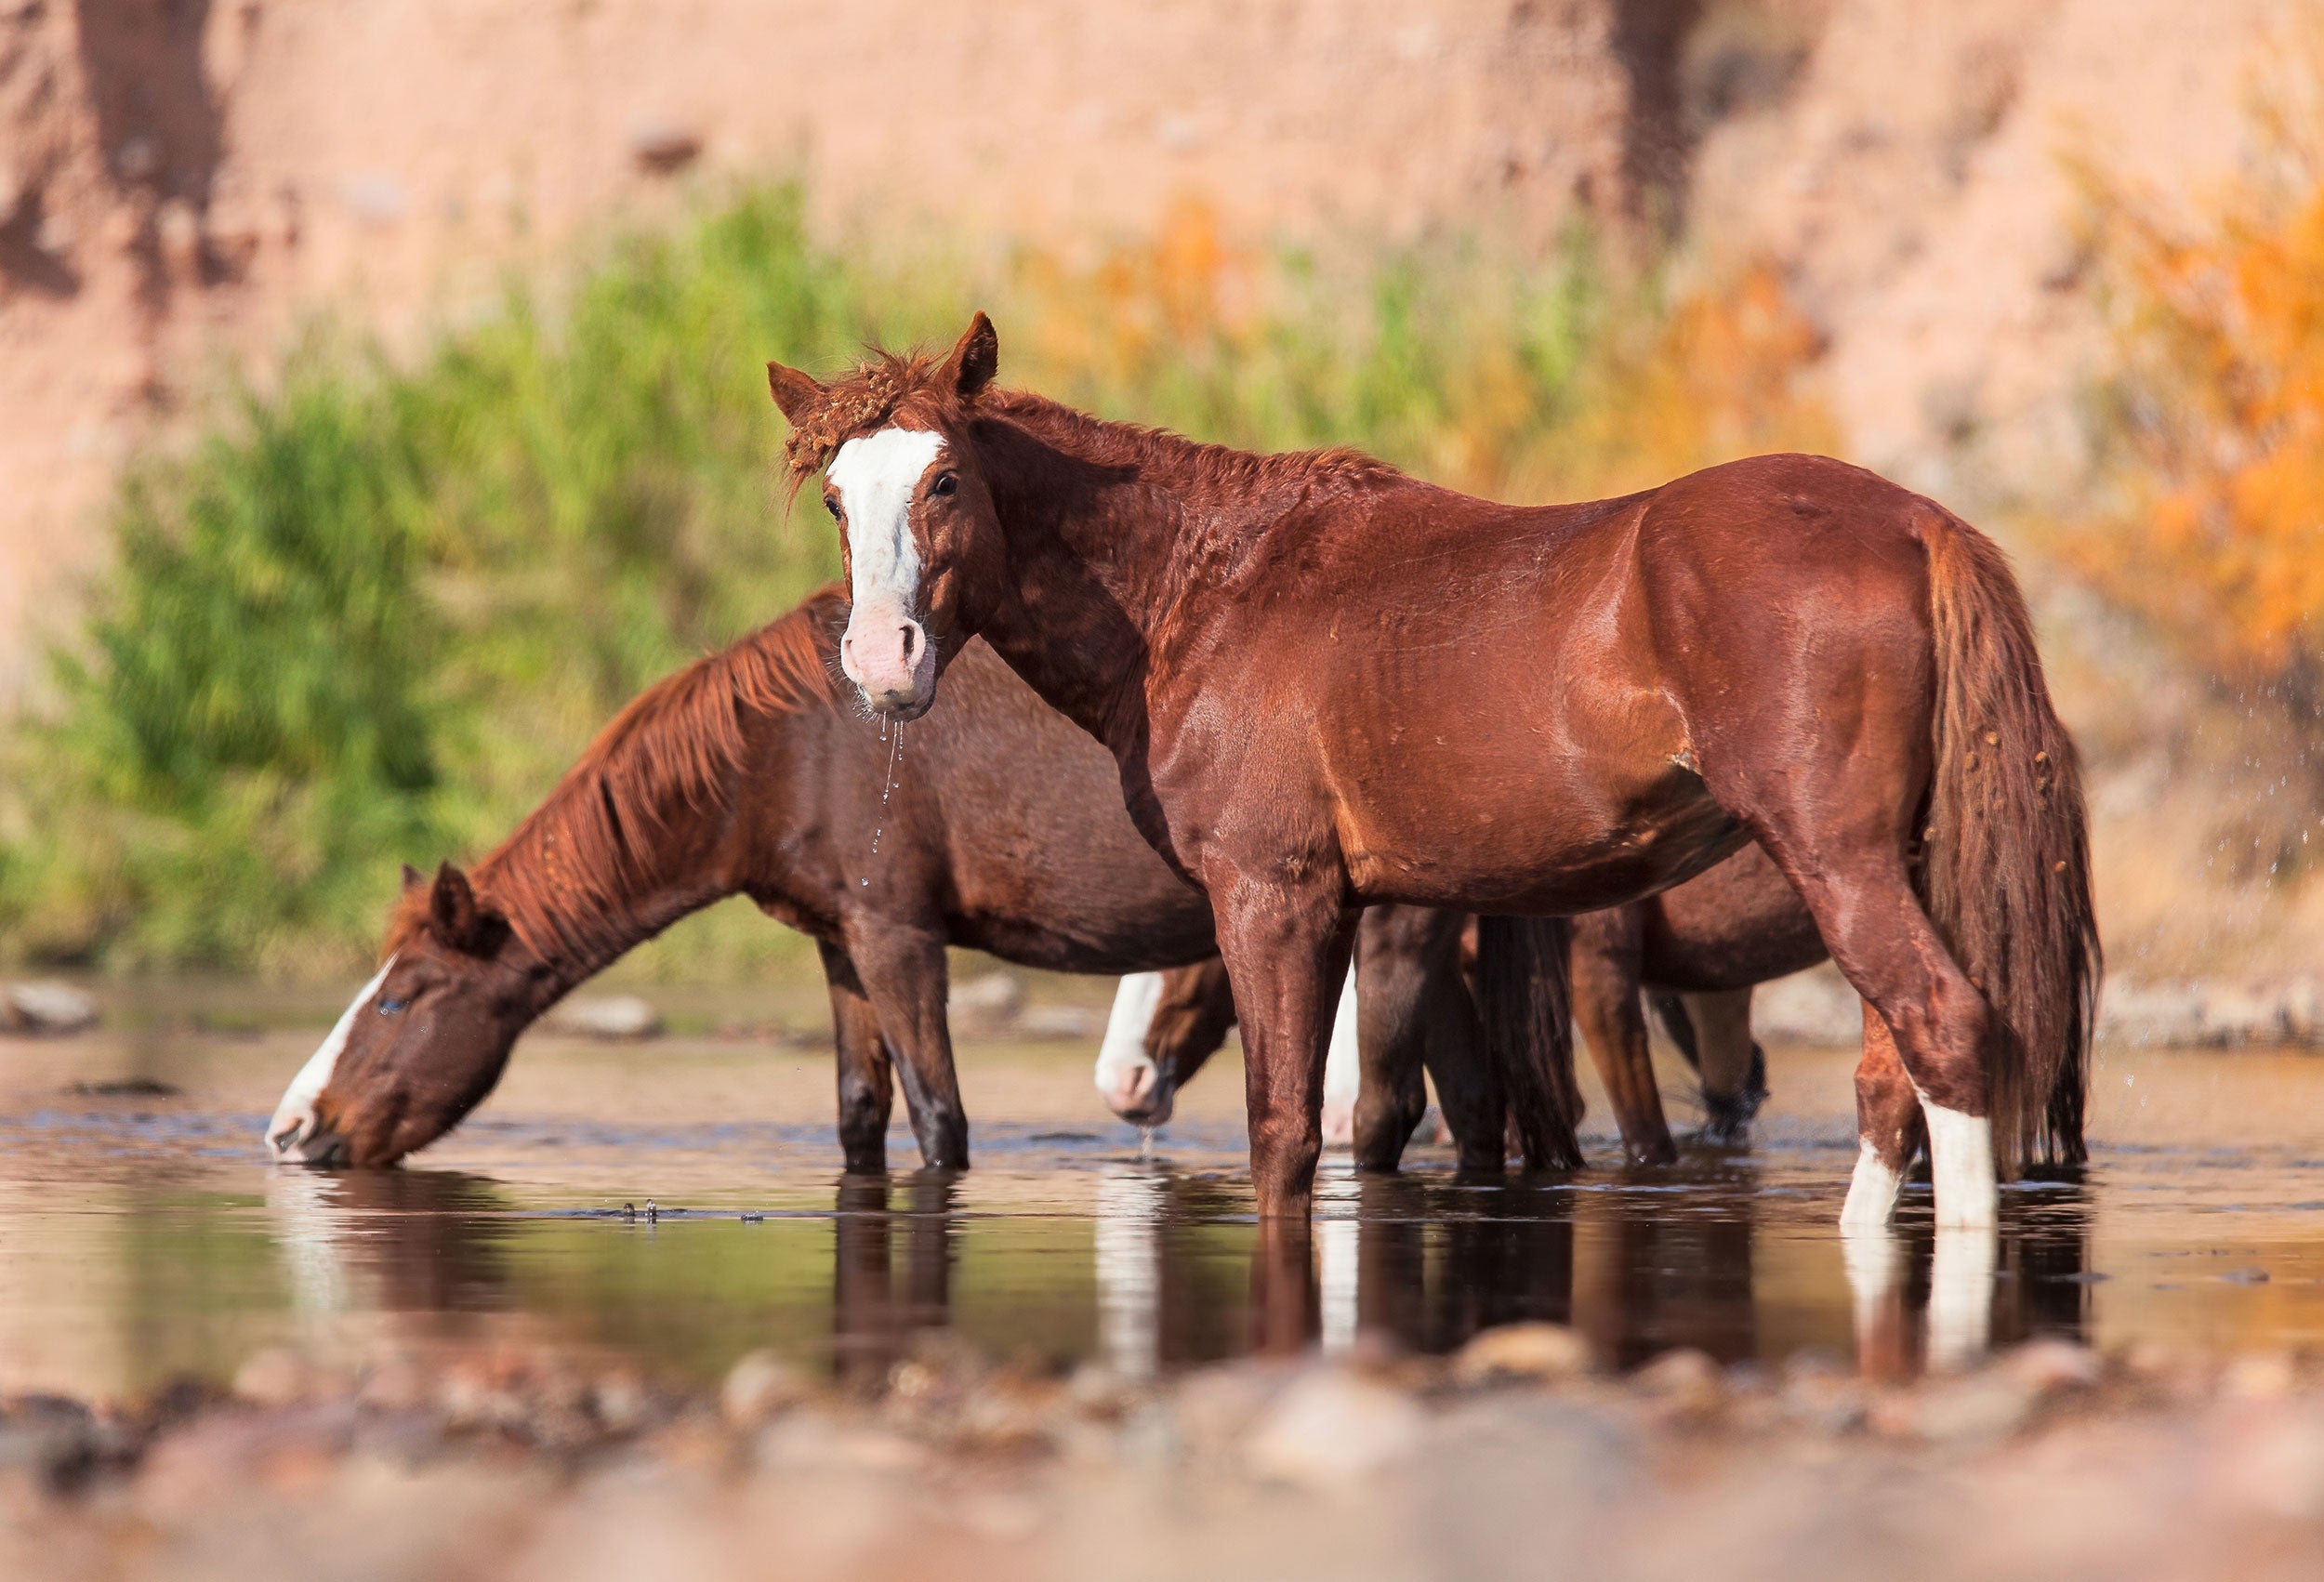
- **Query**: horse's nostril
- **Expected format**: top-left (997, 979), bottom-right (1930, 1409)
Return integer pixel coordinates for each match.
top-left (900, 624), bottom-right (920, 662)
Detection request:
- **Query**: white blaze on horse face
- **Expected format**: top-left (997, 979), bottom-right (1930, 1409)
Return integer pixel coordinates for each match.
top-left (1095, 971), bottom-right (1169, 1119)
top-left (829, 427), bottom-right (944, 615)
top-left (830, 427), bottom-right (946, 710)
top-left (266, 956), bottom-right (395, 1161)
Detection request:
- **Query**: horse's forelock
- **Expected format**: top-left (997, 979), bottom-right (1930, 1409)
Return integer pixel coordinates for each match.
top-left (781, 349), bottom-right (975, 496)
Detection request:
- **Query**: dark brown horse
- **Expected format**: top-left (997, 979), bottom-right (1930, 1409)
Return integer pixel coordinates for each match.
top-left (1109, 841), bottom-right (1829, 1164)
top-left (767, 313), bottom-right (2098, 1228)
top-left (267, 587), bottom-right (1225, 1173)
top-left (264, 587), bottom-right (1525, 1174)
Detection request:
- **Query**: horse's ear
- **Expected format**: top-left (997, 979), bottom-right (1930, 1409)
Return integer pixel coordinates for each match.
top-left (402, 863), bottom-right (425, 892)
top-left (766, 361), bottom-right (824, 428)
top-left (429, 863), bottom-right (493, 955)
top-left (942, 311), bottom-right (998, 402)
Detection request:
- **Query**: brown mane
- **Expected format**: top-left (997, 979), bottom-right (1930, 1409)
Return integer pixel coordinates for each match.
top-left (789, 348), bottom-right (1400, 507)
top-left (385, 590), bottom-right (845, 967)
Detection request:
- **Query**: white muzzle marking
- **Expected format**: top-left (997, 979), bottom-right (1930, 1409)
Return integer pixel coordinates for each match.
top-left (267, 956), bottom-right (395, 1163)
top-left (1095, 971), bottom-right (1169, 1122)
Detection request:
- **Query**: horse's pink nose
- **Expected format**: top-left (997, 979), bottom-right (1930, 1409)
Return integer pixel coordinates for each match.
top-left (840, 613), bottom-right (933, 714)
top-left (1107, 1061), bottom-right (1157, 1112)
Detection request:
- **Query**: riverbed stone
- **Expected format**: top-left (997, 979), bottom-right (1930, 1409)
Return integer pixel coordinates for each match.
top-left (543, 995), bottom-right (663, 1039)
top-left (1630, 1348), bottom-right (1726, 1417)
top-left (0, 982), bottom-right (98, 1035)
top-left (947, 971), bottom-right (1024, 1024)
top-left (1751, 966), bottom-right (1862, 1047)
top-left (1243, 1366), bottom-right (1425, 1490)
top-left (1451, 1322), bottom-right (1593, 1386)
top-left (721, 1351), bottom-right (807, 1429)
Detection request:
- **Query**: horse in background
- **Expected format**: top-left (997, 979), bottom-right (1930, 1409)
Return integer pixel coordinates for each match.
top-left (770, 312), bottom-right (2096, 1227)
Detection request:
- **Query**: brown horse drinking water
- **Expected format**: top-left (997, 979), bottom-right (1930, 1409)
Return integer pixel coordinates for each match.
top-left (266, 588), bottom-right (1228, 1173)
top-left (265, 586), bottom-right (1540, 1174)
top-left (767, 313), bottom-right (2098, 1228)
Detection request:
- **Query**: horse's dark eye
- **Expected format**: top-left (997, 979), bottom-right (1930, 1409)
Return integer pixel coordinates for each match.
top-left (931, 473), bottom-right (957, 498)
top-left (825, 495), bottom-right (842, 520)
top-left (376, 997), bottom-right (408, 1017)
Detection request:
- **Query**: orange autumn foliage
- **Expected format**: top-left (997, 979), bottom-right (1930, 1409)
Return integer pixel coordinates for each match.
top-left (2077, 137), bottom-right (2324, 702)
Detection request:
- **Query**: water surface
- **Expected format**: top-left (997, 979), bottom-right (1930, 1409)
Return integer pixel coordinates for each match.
top-left (1, 1002), bottom-right (2320, 1397)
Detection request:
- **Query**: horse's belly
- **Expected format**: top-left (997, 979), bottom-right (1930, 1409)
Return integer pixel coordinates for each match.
top-left (1339, 752), bottom-right (1740, 917)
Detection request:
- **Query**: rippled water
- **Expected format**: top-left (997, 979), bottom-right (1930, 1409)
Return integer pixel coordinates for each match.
top-left (2, 999), bottom-right (2322, 1398)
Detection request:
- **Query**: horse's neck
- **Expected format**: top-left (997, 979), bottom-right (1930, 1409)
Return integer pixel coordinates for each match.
top-left (486, 726), bottom-right (782, 1012)
top-left (971, 416), bottom-right (1209, 748)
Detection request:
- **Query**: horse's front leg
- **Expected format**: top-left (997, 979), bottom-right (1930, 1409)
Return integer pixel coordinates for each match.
top-left (818, 941), bottom-right (894, 1173)
top-left (845, 923), bottom-right (971, 1170)
top-left (1211, 877), bottom-right (1356, 1219)
top-left (1352, 904), bottom-right (1472, 1171)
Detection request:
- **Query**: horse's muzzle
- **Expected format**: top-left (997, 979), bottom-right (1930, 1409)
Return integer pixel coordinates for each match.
top-left (840, 608), bottom-right (937, 718)
top-left (1101, 1059), bottom-right (1177, 1127)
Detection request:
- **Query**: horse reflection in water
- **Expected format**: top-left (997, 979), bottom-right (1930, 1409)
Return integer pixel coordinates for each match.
top-left (1092, 1165), bottom-right (2094, 1378)
top-left (263, 1167), bottom-right (521, 1346)
top-left (831, 1174), bottom-right (957, 1389)
top-left (260, 1166), bottom-right (2093, 1383)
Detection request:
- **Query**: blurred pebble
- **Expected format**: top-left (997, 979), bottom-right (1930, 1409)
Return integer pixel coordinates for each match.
top-left (720, 1351), bottom-right (806, 1429)
top-left (2000, 1338), bottom-right (2103, 1394)
top-left (1243, 1366), bottom-right (1424, 1490)
top-left (0, 982), bottom-right (99, 1035)
top-left (1451, 1323), bottom-right (1592, 1387)
top-left (1629, 1349), bottom-right (1724, 1416)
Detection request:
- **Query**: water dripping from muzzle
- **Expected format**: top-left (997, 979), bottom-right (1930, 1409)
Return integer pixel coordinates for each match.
top-left (862, 718), bottom-right (905, 887)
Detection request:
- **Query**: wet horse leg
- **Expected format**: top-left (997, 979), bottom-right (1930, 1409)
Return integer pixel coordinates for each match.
top-left (1764, 843), bottom-right (1996, 1228)
top-left (1357, 905), bottom-right (1503, 1172)
top-left (1568, 908), bottom-right (1679, 1166)
top-left (1211, 877), bottom-right (1356, 1220)
top-left (1349, 905), bottom-right (1447, 1171)
top-left (1681, 988), bottom-right (1767, 1142)
top-left (845, 924), bottom-right (971, 1170)
top-left (819, 941), bottom-right (894, 1174)
top-left (1841, 1002), bottom-right (1925, 1227)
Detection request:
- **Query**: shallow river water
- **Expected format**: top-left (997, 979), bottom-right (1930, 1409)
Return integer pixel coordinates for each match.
top-left (3, 987), bottom-right (2323, 1400)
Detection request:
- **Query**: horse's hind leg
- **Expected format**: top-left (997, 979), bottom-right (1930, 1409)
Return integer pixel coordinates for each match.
top-left (1569, 908), bottom-right (1678, 1166)
top-left (845, 924), bottom-right (971, 1170)
top-left (1841, 1005), bottom-right (1925, 1227)
top-left (1752, 839), bottom-right (1996, 1228)
top-left (819, 942), bottom-right (894, 1174)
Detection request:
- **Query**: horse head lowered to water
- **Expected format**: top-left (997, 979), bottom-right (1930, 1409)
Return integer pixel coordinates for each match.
top-left (767, 312), bottom-right (2100, 1229)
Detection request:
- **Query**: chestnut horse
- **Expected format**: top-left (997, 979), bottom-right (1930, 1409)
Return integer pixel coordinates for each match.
top-left (766, 313), bottom-right (2097, 1228)
top-left (1105, 841), bottom-right (1826, 1163)
top-left (265, 587), bottom-right (1517, 1173)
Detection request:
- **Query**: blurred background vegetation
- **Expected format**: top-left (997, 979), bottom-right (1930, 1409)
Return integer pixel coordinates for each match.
top-left (0, 56), bottom-right (2317, 982)
top-left (0, 186), bottom-right (1830, 978)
